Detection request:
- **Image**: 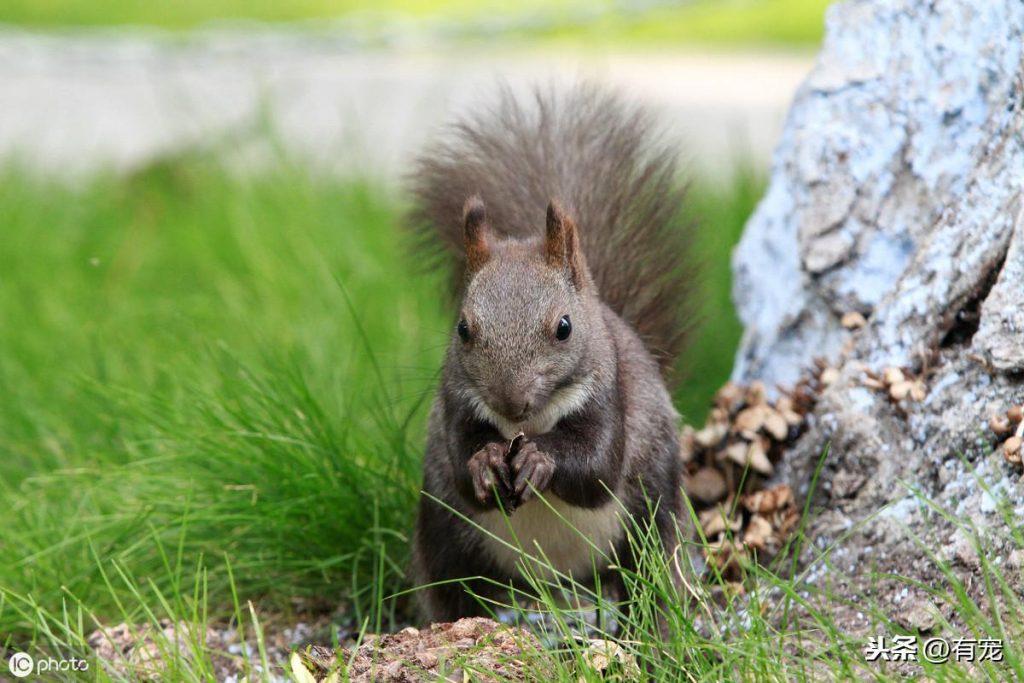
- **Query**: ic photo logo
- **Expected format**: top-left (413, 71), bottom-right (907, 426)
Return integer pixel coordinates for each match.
top-left (8, 652), bottom-right (33, 678)
top-left (7, 651), bottom-right (89, 677)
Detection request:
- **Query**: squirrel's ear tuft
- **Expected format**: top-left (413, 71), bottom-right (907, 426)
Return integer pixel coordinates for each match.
top-left (545, 201), bottom-right (586, 288)
top-left (463, 195), bottom-right (491, 273)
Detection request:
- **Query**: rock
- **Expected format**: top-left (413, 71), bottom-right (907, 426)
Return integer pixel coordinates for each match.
top-left (728, 0), bottom-right (1024, 631)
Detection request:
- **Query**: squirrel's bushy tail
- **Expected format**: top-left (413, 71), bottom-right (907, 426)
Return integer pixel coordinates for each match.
top-left (408, 84), bottom-right (694, 377)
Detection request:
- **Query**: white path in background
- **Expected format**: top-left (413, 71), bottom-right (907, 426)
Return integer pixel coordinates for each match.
top-left (0, 30), bottom-right (813, 179)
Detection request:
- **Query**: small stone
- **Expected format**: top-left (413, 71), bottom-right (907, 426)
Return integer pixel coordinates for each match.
top-left (831, 470), bottom-right (866, 498)
top-left (820, 367), bottom-right (840, 386)
top-left (415, 651), bottom-right (439, 669)
top-left (1008, 405), bottom-right (1023, 423)
top-left (952, 531), bottom-right (980, 570)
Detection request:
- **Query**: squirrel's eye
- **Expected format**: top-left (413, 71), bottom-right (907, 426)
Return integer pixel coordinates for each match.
top-left (457, 319), bottom-right (471, 343)
top-left (555, 315), bottom-right (572, 341)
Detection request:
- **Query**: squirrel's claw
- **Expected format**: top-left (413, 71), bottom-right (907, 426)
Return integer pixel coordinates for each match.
top-left (468, 442), bottom-right (512, 504)
top-left (510, 441), bottom-right (555, 503)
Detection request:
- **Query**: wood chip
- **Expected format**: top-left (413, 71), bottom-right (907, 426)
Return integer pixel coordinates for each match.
top-left (678, 426), bottom-right (696, 464)
top-left (990, 415), bottom-right (1013, 437)
top-left (580, 639), bottom-right (640, 680)
top-left (748, 441), bottom-right (774, 475)
top-left (861, 376), bottom-right (886, 390)
top-left (699, 507), bottom-right (742, 537)
top-left (694, 423), bottom-right (728, 448)
top-left (714, 382), bottom-right (744, 411)
top-left (820, 367), bottom-right (840, 386)
top-left (743, 484), bottom-right (794, 513)
top-left (745, 381), bottom-right (768, 406)
top-left (685, 467), bottom-right (727, 505)
top-left (743, 514), bottom-right (774, 550)
top-left (908, 380), bottom-right (927, 402)
top-left (705, 538), bottom-right (747, 581)
top-left (882, 367), bottom-right (906, 385)
top-left (734, 405), bottom-right (768, 433)
top-left (724, 440), bottom-right (773, 476)
top-left (1004, 436), bottom-right (1023, 465)
top-left (840, 311), bottom-right (867, 329)
top-left (763, 410), bottom-right (789, 441)
top-left (889, 380), bottom-right (913, 401)
top-left (774, 396), bottom-right (804, 426)
top-left (775, 507), bottom-right (801, 537)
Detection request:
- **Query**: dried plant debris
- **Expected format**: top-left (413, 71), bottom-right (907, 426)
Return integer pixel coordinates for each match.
top-left (681, 378), bottom-right (817, 582)
top-left (340, 618), bottom-right (544, 682)
top-left (861, 365), bottom-right (927, 404)
top-left (990, 404), bottom-right (1024, 468)
top-left (681, 380), bottom-right (810, 502)
top-left (699, 485), bottom-right (801, 581)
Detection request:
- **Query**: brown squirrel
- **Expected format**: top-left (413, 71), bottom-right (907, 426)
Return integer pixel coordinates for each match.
top-left (408, 86), bottom-right (692, 622)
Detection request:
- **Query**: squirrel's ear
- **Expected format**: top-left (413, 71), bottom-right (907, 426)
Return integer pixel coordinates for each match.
top-left (545, 201), bottom-right (586, 288)
top-left (463, 195), bottom-right (491, 274)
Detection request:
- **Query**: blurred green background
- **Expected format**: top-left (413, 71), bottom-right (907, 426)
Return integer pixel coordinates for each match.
top-left (1, 0), bottom-right (829, 46)
top-left (0, 0), bottom-right (820, 655)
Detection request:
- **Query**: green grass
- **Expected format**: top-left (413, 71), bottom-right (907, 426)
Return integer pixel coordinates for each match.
top-left (0, 155), bottom-right (445, 642)
top-left (0, 153), bottom-right (1019, 680)
top-left (0, 0), bottom-right (830, 47)
top-left (0, 152), bottom-right (753, 654)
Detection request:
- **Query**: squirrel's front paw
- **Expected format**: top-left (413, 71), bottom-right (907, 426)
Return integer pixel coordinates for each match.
top-left (510, 441), bottom-right (555, 503)
top-left (467, 442), bottom-right (513, 505)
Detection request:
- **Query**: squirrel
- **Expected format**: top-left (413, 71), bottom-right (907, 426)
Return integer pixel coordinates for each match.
top-left (408, 85), bottom-right (692, 622)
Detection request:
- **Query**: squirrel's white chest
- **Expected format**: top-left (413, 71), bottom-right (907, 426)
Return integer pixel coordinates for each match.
top-left (474, 496), bottom-right (624, 577)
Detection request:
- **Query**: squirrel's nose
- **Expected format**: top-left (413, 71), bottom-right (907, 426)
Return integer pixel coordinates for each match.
top-left (497, 394), bottom-right (532, 421)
